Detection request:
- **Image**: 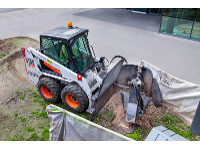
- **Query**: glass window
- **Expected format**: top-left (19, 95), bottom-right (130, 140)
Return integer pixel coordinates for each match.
top-left (149, 8), bottom-right (162, 15)
top-left (41, 38), bottom-right (60, 63)
top-left (52, 40), bottom-right (73, 70)
top-left (132, 8), bottom-right (147, 13)
top-left (160, 8), bottom-right (196, 39)
top-left (72, 36), bottom-right (94, 73)
top-left (191, 9), bottom-right (200, 40)
top-left (41, 38), bottom-right (73, 70)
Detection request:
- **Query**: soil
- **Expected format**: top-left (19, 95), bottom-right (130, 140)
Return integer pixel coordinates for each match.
top-left (0, 39), bottom-right (15, 55)
top-left (0, 37), bottom-right (47, 141)
top-left (98, 90), bottom-right (194, 140)
top-left (0, 37), bottom-right (39, 103)
top-left (98, 90), bottom-right (127, 135)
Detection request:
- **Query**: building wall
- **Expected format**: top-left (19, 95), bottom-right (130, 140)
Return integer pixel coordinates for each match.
top-left (160, 8), bottom-right (200, 41)
top-left (124, 8), bottom-right (162, 15)
top-left (119, 8), bottom-right (200, 41)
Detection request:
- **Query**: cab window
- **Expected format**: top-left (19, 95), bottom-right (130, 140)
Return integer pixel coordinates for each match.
top-left (41, 38), bottom-right (73, 70)
top-left (72, 36), bottom-right (94, 73)
top-left (41, 38), bottom-right (60, 63)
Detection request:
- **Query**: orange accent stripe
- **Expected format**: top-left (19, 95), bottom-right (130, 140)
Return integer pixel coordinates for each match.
top-left (43, 62), bottom-right (61, 75)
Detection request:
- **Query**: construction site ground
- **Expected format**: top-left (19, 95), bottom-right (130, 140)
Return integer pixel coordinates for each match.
top-left (0, 37), bottom-right (199, 141)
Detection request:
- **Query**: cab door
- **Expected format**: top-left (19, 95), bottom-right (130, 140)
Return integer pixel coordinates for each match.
top-left (70, 36), bottom-right (94, 73)
top-left (41, 37), bottom-right (74, 71)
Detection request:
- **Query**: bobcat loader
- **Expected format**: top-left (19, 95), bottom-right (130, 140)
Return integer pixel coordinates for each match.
top-left (22, 22), bottom-right (162, 122)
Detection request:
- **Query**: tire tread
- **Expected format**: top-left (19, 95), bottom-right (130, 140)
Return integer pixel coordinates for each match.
top-left (61, 83), bottom-right (88, 113)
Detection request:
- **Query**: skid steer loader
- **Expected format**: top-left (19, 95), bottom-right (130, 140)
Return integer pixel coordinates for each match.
top-left (22, 22), bottom-right (162, 122)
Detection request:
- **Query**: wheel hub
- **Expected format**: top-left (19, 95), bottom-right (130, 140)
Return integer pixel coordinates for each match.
top-left (41, 85), bottom-right (53, 99)
top-left (72, 96), bottom-right (76, 101)
top-left (65, 93), bottom-right (79, 108)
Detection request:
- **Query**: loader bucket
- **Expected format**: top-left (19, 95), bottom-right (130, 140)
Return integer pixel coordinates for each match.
top-left (89, 58), bottom-right (125, 121)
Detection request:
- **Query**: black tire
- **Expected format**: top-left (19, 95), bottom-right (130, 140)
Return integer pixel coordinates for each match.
top-left (61, 83), bottom-right (89, 113)
top-left (37, 77), bottom-right (60, 103)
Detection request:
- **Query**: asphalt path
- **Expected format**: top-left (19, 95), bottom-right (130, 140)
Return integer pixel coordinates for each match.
top-left (0, 8), bottom-right (200, 85)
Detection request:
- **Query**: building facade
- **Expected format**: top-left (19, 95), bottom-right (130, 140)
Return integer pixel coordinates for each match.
top-left (123, 8), bottom-right (200, 41)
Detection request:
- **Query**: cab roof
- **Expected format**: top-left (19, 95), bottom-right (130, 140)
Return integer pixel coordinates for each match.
top-left (40, 26), bottom-right (88, 40)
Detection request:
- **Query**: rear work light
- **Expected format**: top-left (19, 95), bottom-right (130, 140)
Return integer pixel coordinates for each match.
top-left (77, 74), bottom-right (82, 81)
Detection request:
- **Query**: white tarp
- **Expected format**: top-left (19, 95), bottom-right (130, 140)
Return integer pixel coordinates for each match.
top-left (142, 60), bottom-right (200, 124)
top-left (46, 104), bottom-right (133, 141)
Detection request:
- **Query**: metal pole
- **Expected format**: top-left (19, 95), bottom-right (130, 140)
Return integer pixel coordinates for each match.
top-left (190, 8), bottom-right (198, 38)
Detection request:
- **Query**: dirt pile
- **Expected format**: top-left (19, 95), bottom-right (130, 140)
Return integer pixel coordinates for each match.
top-left (98, 88), bottom-right (193, 140)
top-left (98, 91), bottom-right (126, 135)
top-left (100, 90), bottom-right (137, 134)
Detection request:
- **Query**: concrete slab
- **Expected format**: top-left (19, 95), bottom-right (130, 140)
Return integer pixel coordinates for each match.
top-left (145, 126), bottom-right (189, 141)
top-left (74, 8), bottom-right (162, 33)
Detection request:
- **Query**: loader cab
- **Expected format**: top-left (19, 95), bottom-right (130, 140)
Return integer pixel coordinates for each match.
top-left (39, 25), bottom-right (95, 74)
